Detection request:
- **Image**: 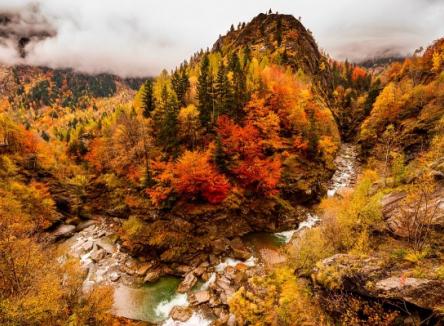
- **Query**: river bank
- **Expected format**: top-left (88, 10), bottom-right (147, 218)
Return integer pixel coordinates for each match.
top-left (57, 143), bottom-right (359, 325)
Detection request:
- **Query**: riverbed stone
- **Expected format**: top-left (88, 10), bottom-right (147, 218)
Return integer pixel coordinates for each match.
top-left (212, 238), bottom-right (229, 254)
top-left (110, 272), bottom-right (120, 282)
top-left (175, 264), bottom-right (192, 274)
top-left (90, 249), bottom-right (106, 262)
top-left (144, 269), bottom-right (161, 283)
top-left (177, 272), bottom-right (197, 293)
top-left (82, 240), bottom-right (94, 252)
top-left (96, 238), bottom-right (115, 254)
top-left (170, 306), bottom-right (193, 322)
top-left (230, 238), bottom-right (251, 260)
top-left (135, 262), bottom-right (153, 276)
top-left (189, 290), bottom-right (211, 305)
top-left (52, 224), bottom-right (76, 239)
top-left (194, 261), bottom-right (209, 277)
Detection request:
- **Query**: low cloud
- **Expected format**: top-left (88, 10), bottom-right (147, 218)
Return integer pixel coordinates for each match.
top-left (0, 0), bottom-right (443, 76)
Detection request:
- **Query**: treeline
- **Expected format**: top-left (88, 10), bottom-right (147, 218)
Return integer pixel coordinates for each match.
top-left (84, 45), bottom-right (340, 209)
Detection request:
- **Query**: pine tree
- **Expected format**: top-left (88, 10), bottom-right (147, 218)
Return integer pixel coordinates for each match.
top-left (228, 53), bottom-right (247, 120)
top-left (307, 112), bottom-right (319, 159)
top-left (142, 163), bottom-right (155, 188)
top-left (141, 79), bottom-right (155, 118)
top-left (171, 68), bottom-right (190, 107)
top-left (213, 135), bottom-right (229, 173)
top-left (214, 61), bottom-right (231, 118)
top-left (197, 53), bottom-right (213, 128)
top-left (158, 88), bottom-right (179, 155)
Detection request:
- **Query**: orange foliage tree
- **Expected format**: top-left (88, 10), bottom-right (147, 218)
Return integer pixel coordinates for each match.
top-left (217, 115), bottom-right (282, 195)
top-left (147, 150), bottom-right (230, 205)
top-left (352, 66), bottom-right (367, 82)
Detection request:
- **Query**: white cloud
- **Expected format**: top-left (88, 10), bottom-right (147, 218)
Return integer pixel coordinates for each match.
top-left (0, 0), bottom-right (443, 76)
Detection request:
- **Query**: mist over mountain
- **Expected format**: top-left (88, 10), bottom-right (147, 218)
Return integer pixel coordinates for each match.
top-left (0, 0), bottom-right (443, 76)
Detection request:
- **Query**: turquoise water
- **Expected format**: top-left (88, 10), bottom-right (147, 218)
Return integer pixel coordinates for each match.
top-left (243, 231), bottom-right (288, 253)
top-left (113, 276), bottom-right (185, 323)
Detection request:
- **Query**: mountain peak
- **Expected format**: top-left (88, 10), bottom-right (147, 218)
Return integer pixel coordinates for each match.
top-left (211, 12), bottom-right (328, 89)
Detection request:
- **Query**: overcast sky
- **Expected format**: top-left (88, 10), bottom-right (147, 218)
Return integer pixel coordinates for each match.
top-left (1, 0), bottom-right (443, 77)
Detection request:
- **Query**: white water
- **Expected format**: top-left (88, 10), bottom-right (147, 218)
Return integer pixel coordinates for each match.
top-left (274, 144), bottom-right (358, 244)
top-left (327, 144), bottom-right (358, 197)
top-left (200, 272), bottom-right (216, 290)
top-left (163, 312), bottom-right (212, 326)
top-left (274, 213), bottom-right (321, 243)
top-left (215, 256), bottom-right (257, 272)
top-left (155, 293), bottom-right (189, 319)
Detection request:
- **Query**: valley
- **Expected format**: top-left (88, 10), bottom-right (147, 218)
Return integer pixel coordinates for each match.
top-left (0, 8), bottom-right (444, 326)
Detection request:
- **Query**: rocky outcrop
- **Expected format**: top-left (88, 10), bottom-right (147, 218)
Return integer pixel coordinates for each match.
top-left (313, 254), bottom-right (444, 313)
top-left (374, 277), bottom-right (444, 310)
top-left (119, 198), bottom-right (308, 267)
top-left (381, 186), bottom-right (444, 238)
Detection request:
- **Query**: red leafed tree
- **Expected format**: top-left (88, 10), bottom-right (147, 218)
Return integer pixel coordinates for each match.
top-left (352, 66), bottom-right (367, 82)
top-left (85, 138), bottom-right (108, 172)
top-left (216, 115), bottom-right (261, 158)
top-left (148, 150), bottom-right (230, 205)
top-left (20, 128), bottom-right (40, 155)
top-left (216, 115), bottom-right (282, 196)
top-left (234, 156), bottom-right (281, 196)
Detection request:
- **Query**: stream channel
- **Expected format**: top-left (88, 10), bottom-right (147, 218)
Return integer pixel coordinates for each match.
top-left (60, 143), bottom-right (358, 325)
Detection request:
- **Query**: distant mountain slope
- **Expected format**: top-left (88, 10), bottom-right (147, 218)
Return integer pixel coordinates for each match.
top-left (0, 64), bottom-right (146, 110)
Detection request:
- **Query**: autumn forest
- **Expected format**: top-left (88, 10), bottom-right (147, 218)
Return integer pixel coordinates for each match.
top-left (1, 6), bottom-right (444, 326)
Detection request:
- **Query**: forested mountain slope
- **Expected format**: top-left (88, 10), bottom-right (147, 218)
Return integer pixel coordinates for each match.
top-left (0, 10), bottom-right (443, 326)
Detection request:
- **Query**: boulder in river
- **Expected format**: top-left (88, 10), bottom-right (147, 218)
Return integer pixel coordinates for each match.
top-left (230, 238), bottom-right (251, 260)
top-left (135, 262), bottom-right (154, 276)
top-left (189, 290), bottom-right (211, 305)
top-left (169, 306), bottom-right (193, 322)
top-left (144, 269), bottom-right (161, 283)
top-left (177, 272), bottom-right (197, 293)
top-left (194, 261), bottom-right (209, 277)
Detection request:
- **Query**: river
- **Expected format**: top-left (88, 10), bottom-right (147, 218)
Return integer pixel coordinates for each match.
top-left (59, 143), bottom-right (358, 325)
